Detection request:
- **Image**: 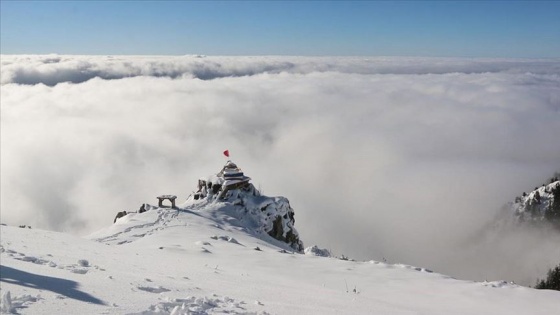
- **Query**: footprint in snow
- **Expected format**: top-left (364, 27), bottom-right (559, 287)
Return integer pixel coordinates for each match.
top-left (71, 268), bottom-right (88, 274)
top-left (77, 259), bottom-right (90, 267)
top-left (137, 286), bottom-right (171, 293)
top-left (14, 255), bottom-right (51, 266)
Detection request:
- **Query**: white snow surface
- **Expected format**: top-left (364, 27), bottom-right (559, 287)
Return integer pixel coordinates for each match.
top-left (1, 201), bottom-right (559, 314)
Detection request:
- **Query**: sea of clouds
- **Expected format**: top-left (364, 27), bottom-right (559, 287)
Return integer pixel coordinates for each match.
top-left (1, 55), bottom-right (559, 285)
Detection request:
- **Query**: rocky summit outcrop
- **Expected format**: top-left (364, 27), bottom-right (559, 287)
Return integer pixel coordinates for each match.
top-left (111, 160), bottom-right (304, 252)
top-left (225, 190), bottom-right (303, 252)
top-left (191, 161), bottom-right (304, 252)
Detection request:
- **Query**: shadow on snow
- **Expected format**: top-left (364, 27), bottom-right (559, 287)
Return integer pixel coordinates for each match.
top-left (0, 265), bottom-right (106, 305)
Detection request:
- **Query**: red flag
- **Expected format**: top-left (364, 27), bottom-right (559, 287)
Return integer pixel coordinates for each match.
top-left (223, 150), bottom-right (229, 157)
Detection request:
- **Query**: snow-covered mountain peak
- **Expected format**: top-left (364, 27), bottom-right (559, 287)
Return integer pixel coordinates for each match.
top-left (510, 178), bottom-right (560, 223)
top-left (90, 160), bottom-right (304, 252)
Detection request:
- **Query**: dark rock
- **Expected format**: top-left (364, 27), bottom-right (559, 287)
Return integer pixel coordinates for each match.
top-left (212, 184), bottom-right (221, 194)
top-left (138, 204), bottom-right (147, 213)
top-left (114, 211), bottom-right (128, 223)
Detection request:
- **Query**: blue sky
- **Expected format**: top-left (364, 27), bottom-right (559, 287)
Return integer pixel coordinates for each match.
top-left (1, 1), bottom-right (559, 57)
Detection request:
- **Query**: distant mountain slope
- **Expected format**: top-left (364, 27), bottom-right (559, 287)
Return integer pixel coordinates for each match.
top-left (510, 175), bottom-right (560, 225)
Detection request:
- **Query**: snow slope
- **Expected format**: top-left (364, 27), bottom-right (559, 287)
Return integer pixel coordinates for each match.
top-left (2, 199), bottom-right (560, 314)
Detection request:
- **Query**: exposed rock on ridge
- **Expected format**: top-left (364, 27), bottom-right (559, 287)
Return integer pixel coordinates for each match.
top-left (190, 161), bottom-right (304, 252)
top-left (510, 176), bottom-right (560, 226)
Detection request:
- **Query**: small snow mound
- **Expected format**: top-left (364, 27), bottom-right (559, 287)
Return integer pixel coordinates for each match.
top-left (210, 235), bottom-right (242, 245)
top-left (304, 245), bottom-right (331, 257)
top-left (226, 237), bottom-right (240, 245)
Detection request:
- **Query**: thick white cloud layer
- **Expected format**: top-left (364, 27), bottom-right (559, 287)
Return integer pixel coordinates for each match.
top-left (1, 55), bottom-right (559, 285)
top-left (2, 55), bottom-right (560, 86)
